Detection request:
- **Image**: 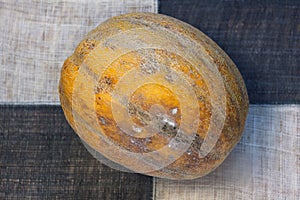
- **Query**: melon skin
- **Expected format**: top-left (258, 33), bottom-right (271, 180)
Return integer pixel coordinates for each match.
top-left (59, 12), bottom-right (249, 180)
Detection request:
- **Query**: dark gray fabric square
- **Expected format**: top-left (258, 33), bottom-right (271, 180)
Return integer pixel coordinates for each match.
top-left (160, 0), bottom-right (300, 103)
top-left (0, 105), bottom-right (153, 200)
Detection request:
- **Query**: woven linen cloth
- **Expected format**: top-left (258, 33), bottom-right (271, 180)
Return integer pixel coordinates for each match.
top-left (0, 105), bottom-right (153, 199)
top-left (154, 105), bottom-right (300, 200)
top-left (160, 0), bottom-right (300, 104)
top-left (0, 0), bottom-right (158, 104)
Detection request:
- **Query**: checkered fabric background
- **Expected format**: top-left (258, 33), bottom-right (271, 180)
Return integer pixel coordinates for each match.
top-left (0, 1), bottom-right (299, 199)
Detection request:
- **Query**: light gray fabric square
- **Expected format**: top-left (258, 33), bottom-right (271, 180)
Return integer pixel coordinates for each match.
top-left (154, 105), bottom-right (300, 200)
top-left (0, 0), bottom-right (158, 104)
